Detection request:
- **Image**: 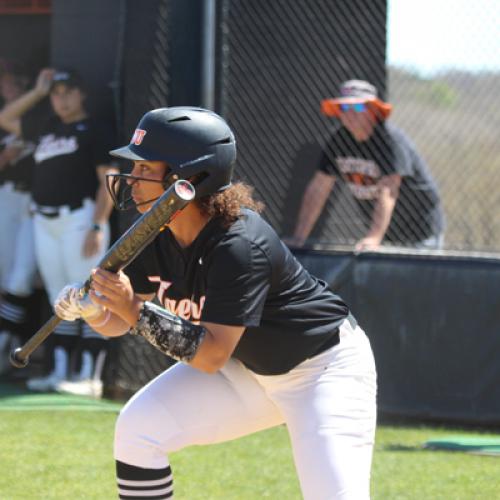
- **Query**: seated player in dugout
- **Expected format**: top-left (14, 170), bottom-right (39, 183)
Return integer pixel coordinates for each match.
top-left (287, 79), bottom-right (445, 251)
top-left (55, 107), bottom-right (377, 499)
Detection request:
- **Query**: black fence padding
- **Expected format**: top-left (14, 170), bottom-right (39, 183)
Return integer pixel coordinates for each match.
top-left (294, 249), bottom-right (500, 425)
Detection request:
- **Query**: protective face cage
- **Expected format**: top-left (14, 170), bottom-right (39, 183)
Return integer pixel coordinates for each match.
top-left (107, 108), bottom-right (237, 211)
top-left (106, 172), bottom-right (176, 211)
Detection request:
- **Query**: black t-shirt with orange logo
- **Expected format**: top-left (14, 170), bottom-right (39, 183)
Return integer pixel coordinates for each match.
top-left (319, 122), bottom-right (443, 243)
top-left (21, 111), bottom-right (114, 207)
top-left (125, 209), bottom-right (349, 375)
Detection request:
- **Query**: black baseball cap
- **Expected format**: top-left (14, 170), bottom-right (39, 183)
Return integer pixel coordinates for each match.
top-left (50, 69), bottom-right (85, 91)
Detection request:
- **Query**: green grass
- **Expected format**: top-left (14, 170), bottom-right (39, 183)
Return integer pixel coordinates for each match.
top-left (1, 410), bottom-right (500, 499)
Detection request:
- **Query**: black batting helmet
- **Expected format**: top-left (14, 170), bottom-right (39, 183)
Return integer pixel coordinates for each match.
top-left (107, 107), bottom-right (237, 210)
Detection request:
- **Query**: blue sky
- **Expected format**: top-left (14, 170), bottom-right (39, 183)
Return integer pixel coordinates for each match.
top-left (387, 0), bottom-right (500, 74)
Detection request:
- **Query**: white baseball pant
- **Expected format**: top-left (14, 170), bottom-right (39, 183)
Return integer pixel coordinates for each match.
top-left (0, 183), bottom-right (37, 295)
top-left (33, 198), bottom-right (110, 337)
top-left (115, 316), bottom-right (377, 500)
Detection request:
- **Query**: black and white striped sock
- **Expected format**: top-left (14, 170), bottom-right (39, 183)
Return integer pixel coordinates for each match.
top-left (116, 460), bottom-right (173, 499)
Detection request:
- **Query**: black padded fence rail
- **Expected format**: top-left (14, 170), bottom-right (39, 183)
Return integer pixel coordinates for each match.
top-left (295, 249), bottom-right (500, 425)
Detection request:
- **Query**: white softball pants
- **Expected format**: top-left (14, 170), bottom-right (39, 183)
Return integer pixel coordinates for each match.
top-left (33, 199), bottom-right (110, 304)
top-left (115, 317), bottom-right (377, 499)
top-left (0, 183), bottom-right (37, 295)
top-left (33, 199), bottom-right (110, 339)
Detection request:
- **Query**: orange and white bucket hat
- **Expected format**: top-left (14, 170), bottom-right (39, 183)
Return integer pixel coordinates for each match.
top-left (321, 79), bottom-right (392, 120)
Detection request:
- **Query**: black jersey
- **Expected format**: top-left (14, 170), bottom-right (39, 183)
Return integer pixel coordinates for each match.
top-left (21, 112), bottom-right (114, 207)
top-left (125, 209), bottom-right (349, 375)
top-left (319, 122), bottom-right (443, 243)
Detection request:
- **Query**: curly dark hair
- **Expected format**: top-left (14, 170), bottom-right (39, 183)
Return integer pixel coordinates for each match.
top-left (196, 182), bottom-right (264, 228)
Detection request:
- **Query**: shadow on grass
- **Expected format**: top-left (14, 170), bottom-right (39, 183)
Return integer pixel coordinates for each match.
top-left (380, 444), bottom-right (427, 452)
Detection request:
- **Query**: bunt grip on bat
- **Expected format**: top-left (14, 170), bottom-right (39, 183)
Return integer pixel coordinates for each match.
top-left (10, 180), bottom-right (196, 369)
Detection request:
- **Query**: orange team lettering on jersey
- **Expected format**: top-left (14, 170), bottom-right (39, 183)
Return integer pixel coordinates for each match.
top-left (148, 276), bottom-right (206, 323)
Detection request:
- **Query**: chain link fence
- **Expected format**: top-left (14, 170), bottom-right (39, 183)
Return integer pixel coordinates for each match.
top-left (387, 1), bottom-right (500, 252)
top-left (217, 0), bottom-right (388, 248)
top-left (105, 0), bottom-right (175, 399)
top-left (216, 0), bottom-right (499, 253)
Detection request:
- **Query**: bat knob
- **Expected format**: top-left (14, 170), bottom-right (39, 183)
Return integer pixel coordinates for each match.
top-left (9, 348), bottom-right (29, 369)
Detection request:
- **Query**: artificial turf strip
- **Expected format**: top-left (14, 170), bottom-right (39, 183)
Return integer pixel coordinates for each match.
top-left (424, 436), bottom-right (500, 455)
top-left (0, 382), bottom-right (122, 412)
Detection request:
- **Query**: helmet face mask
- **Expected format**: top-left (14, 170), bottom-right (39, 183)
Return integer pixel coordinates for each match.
top-left (106, 172), bottom-right (171, 211)
top-left (108, 107), bottom-right (237, 211)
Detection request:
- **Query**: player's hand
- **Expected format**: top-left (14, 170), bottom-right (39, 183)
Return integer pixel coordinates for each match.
top-left (89, 269), bottom-right (142, 326)
top-left (354, 236), bottom-right (382, 252)
top-left (0, 145), bottom-right (22, 170)
top-left (54, 282), bottom-right (105, 321)
top-left (34, 68), bottom-right (56, 97)
top-left (82, 228), bottom-right (104, 258)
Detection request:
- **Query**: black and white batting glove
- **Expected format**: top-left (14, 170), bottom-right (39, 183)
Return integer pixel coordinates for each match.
top-left (54, 282), bottom-right (105, 321)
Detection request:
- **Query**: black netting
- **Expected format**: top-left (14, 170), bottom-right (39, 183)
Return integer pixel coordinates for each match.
top-left (105, 0), bottom-right (174, 399)
top-left (214, 0), bottom-right (499, 252)
top-left (121, 0), bottom-right (170, 138)
top-left (217, 0), bottom-right (387, 246)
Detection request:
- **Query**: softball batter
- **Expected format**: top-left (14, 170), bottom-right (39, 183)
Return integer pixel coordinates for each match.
top-left (55, 107), bottom-right (377, 499)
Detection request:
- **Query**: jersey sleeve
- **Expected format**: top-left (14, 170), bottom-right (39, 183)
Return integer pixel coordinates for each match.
top-left (318, 133), bottom-right (340, 177)
top-left (201, 235), bottom-right (271, 327)
top-left (387, 127), bottom-right (416, 177)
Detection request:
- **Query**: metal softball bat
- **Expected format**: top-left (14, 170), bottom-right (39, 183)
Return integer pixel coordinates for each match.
top-left (10, 180), bottom-right (195, 369)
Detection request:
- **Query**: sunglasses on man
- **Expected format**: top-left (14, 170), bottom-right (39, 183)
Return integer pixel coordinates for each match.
top-left (340, 103), bottom-right (367, 113)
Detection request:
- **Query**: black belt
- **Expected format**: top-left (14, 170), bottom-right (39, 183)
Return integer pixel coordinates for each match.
top-left (0, 180), bottom-right (30, 192)
top-left (34, 201), bottom-right (84, 218)
top-left (310, 328), bottom-right (340, 358)
top-left (309, 313), bottom-right (358, 359)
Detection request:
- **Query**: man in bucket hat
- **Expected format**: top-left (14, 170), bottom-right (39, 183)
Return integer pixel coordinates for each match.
top-left (288, 79), bottom-right (444, 250)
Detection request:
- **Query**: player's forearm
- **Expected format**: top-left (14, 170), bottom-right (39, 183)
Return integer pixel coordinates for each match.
top-left (188, 329), bottom-right (226, 373)
top-left (293, 199), bottom-right (323, 244)
top-left (92, 182), bottom-right (114, 226)
top-left (365, 190), bottom-right (396, 240)
top-left (293, 174), bottom-right (335, 245)
top-left (0, 147), bottom-right (21, 170)
top-left (0, 88), bottom-right (45, 135)
top-left (86, 309), bottom-right (132, 337)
